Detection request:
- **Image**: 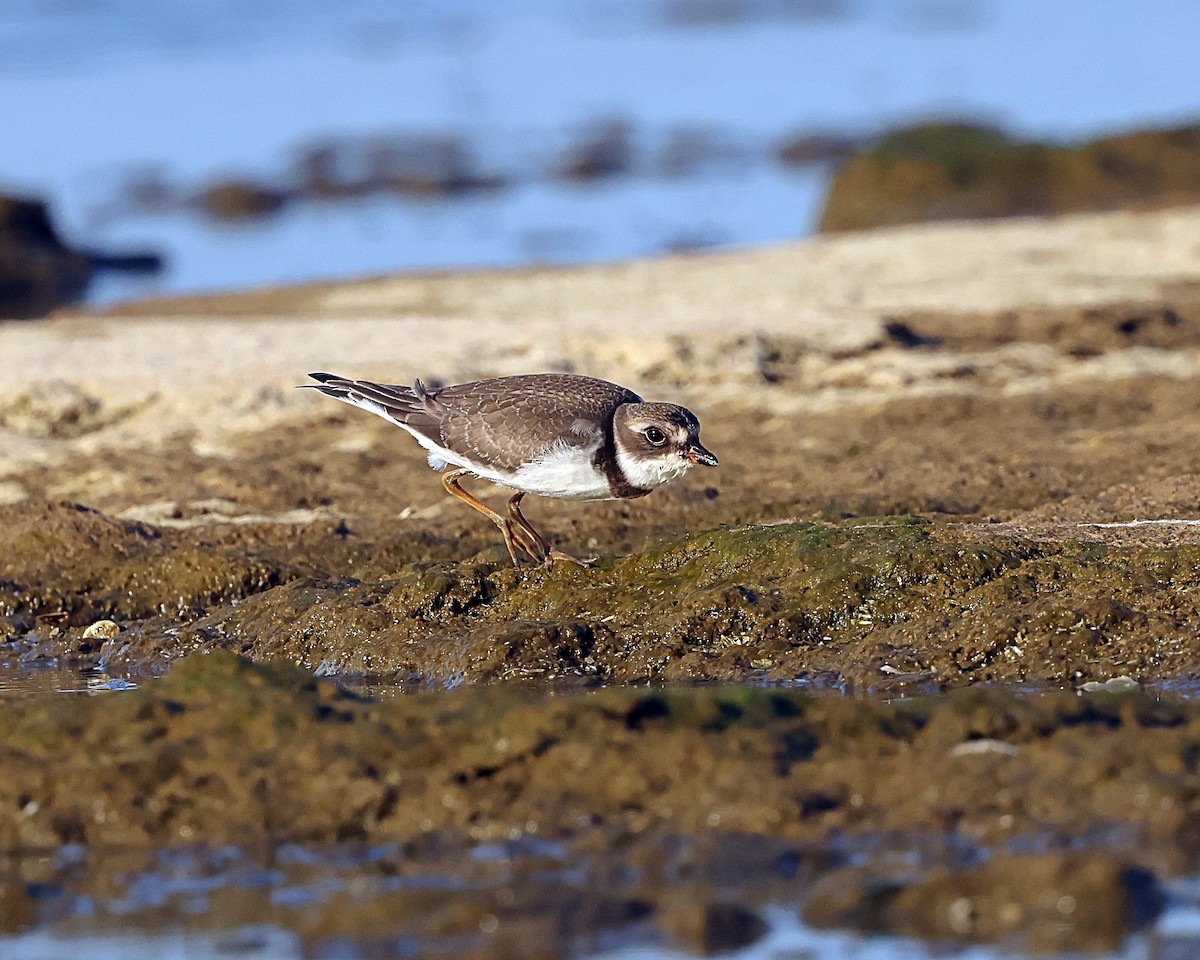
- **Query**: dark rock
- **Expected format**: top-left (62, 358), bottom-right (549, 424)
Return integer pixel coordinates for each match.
top-left (292, 135), bottom-right (508, 200)
top-left (0, 193), bottom-right (161, 319)
top-left (0, 194), bottom-right (162, 319)
top-left (883, 319), bottom-right (942, 349)
top-left (556, 121), bottom-right (636, 183)
top-left (367, 135), bottom-right (507, 198)
top-left (195, 180), bottom-right (291, 220)
top-left (658, 897), bottom-right (768, 954)
top-left (819, 121), bottom-right (1200, 232)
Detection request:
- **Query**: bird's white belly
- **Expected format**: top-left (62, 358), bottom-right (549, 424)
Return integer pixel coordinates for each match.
top-left (402, 426), bottom-right (612, 500)
top-left (511, 441), bottom-right (613, 500)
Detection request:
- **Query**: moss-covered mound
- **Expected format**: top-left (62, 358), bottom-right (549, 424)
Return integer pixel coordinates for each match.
top-left (6, 499), bottom-right (1200, 689)
top-left (819, 121), bottom-right (1200, 232)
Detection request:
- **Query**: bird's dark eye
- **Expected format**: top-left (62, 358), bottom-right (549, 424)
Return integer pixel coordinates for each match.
top-left (644, 427), bottom-right (667, 446)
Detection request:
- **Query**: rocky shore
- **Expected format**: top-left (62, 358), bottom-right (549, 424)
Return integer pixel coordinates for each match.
top-left (5, 205), bottom-right (1200, 688)
top-left (5, 204), bottom-right (1200, 953)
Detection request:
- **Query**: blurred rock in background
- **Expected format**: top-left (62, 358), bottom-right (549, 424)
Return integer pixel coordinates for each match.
top-left (819, 121), bottom-right (1200, 232)
top-left (0, 194), bottom-right (162, 319)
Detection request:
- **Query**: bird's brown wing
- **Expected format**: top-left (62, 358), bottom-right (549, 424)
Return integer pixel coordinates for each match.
top-left (429, 374), bottom-right (641, 472)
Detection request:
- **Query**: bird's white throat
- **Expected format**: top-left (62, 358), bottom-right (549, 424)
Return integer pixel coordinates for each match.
top-left (614, 442), bottom-right (691, 490)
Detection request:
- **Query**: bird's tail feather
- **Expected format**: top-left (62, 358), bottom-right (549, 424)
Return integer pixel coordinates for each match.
top-left (300, 372), bottom-right (425, 422)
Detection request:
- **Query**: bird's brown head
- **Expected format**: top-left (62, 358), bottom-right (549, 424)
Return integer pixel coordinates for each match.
top-left (613, 402), bottom-right (718, 490)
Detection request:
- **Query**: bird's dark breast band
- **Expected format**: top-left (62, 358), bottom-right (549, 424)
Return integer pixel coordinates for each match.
top-left (593, 421), bottom-right (651, 500)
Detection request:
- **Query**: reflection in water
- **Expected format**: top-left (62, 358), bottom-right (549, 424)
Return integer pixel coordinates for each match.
top-left (0, 661), bottom-right (139, 698)
top-left (2, 840), bottom-right (1200, 959)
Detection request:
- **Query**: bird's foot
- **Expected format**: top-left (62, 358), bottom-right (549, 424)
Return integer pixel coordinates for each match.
top-left (505, 522), bottom-right (547, 568)
top-left (543, 547), bottom-right (597, 570)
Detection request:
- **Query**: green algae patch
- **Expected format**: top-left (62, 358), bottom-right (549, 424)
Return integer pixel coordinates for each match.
top-left (10, 498), bottom-right (1200, 688)
top-left (80, 515), bottom-right (1200, 688)
top-left (176, 517), bottom-right (1037, 684)
top-left (819, 120), bottom-right (1200, 232)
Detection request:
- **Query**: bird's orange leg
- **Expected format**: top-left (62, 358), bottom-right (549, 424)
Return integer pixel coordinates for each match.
top-left (507, 492), bottom-right (596, 569)
top-left (441, 470), bottom-right (540, 566)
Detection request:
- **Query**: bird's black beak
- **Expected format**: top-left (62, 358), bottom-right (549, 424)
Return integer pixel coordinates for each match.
top-left (685, 443), bottom-right (719, 467)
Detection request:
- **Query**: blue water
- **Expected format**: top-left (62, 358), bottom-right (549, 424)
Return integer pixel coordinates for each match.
top-left (0, 1), bottom-right (1197, 299)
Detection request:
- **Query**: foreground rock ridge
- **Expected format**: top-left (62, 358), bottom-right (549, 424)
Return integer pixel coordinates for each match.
top-left (0, 653), bottom-right (1181, 952)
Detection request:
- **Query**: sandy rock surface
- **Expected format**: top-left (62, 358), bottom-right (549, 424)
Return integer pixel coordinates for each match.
top-left (3, 204), bottom-right (1200, 477)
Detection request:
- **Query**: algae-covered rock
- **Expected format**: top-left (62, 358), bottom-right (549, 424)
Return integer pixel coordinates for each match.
top-left (175, 515), bottom-right (1200, 688)
top-left (0, 655), bottom-right (1189, 954)
top-left (819, 121), bottom-right (1200, 232)
top-left (805, 853), bottom-right (1162, 953)
top-left (1, 653), bottom-right (1200, 884)
top-left (0, 500), bottom-right (289, 629)
top-left (7, 496), bottom-right (1200, 688)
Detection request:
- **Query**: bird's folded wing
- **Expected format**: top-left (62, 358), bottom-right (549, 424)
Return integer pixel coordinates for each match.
top-left (434, 375), bottom-right (639, 472)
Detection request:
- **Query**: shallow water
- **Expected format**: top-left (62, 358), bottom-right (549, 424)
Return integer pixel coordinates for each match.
top-left (2, 841), bottom-right (1200, 959)
top-left (0, 660), bottom-right (140, 698)
top-left (2, 0), bottom-right (1198, 303)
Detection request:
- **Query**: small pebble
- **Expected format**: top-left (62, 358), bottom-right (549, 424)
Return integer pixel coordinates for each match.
top-left (82, 620), bottom-right (121, 641)
top-left (1080, 675), bottom-right (1140, 693)
top-left (949, 738), bottom-right (1019, 758)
